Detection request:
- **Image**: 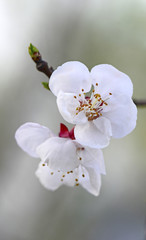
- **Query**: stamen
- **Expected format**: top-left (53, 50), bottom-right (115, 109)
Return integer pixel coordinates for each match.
top-left (104, 102), bottom-right (108, 106)
top-left (94, 93), bottom-right (101, 98)
top-left (79, 157), bottom-right (82, 161)
top-left (42, 163), bottom-right (45, 166)
top-left (62, 174), bottom-right (65, 178)
top-left (74, 84), bottom-right (109, 123)
top-left (86, 112), bottom-right (90, 117)
top-left (75, 178), bottom-right (78, 182)
top-left (91, 98), bottom-right (99, 108)
top-left (75, 183), bottom-right (79, 186)
top-left (70, 170), bottom-right (73, 173)
top-left (51, 172), bottom-right (54, 175)
top-left (82, 174), bottom-right (85, 177)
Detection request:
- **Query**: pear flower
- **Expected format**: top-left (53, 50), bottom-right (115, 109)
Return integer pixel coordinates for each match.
top-left (49, 61), bottom-right (137, 148)
top-left (15, 122), bottom-right (105, 196)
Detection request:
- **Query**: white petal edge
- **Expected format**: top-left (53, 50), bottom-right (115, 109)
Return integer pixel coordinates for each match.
top-left (79, 166), bottom-right (102, 196)
top-left (49, 61), bottom-right (91, 96)
top-left (15, 122), bottom-right (54, 158)
top-left (35, 163), bottom-right (102, 196)
top-left (80, 147), bottom-right (106, 175)
top-left (103, 95), bottom-right (137, 138)
top-left (74, 117), bottom-right (112, 149)
top-left (35, 162), bottom-right (63, 191)
top-left (91, 64), bottom-right (133, 97)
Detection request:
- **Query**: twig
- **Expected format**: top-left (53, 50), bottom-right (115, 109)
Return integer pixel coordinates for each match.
top-left (28, 44), bottom-right (146, 106)
top-left (133, 99), bottom-right (146, 107)
top-left (28, 43), bottom-right (54, 79)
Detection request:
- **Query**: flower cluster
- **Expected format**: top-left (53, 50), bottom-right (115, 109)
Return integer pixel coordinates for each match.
top-left (15, 61), bottom-right (137, 196)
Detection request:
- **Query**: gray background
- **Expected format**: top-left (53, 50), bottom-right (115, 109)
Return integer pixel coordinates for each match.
top-left (0, 0), bottom-right (146, 239)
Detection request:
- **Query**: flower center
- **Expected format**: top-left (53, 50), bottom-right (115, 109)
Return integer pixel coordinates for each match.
top-left (74, 83), bottom-right (112, 121)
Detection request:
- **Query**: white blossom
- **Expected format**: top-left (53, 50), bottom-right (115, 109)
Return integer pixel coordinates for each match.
top-left (15, 122), bottom-right (105, 196)
top-left (49, 61), bottom-right (137, 148)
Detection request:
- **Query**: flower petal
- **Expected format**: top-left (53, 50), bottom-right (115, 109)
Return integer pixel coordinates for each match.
top-left (103, 95), bottom-right (137, 138)
top-left (61, 165), bottom-right (102, 196)
top-left (35, 162), bottom-right (63, 190)
top-left (57, 91), bottom-right (87, 124)
top-left (36, 137), bottom-right (79, 172)
top-left (91, 64), bottom-right (133, 97)
top-left (60, 168), bottom-right (80, 187)
top-left (35, 162), bottom-right (102, 196)
top-left (79, 147), bottom-right (106, 175)
top-left (74, 117), bottom-right (112, 148)
top-left (79, 166), bottom-right (102, 196)
top-left (49, 61), bottom-right (91, 96)
top-left (15, 122), bottom-right (54, 158)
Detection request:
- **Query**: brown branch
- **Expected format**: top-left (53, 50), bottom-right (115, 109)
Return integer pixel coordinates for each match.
top-left (32, 52), bottom-right (54, 78)
top-left (28, 43), bottom-right (54, 79)
top-left (36, 61), bottom-right (54, 78)
top-left (133, 99), bottom-right (146, 107)
top-left (28, 44), bottom-right (146, 106)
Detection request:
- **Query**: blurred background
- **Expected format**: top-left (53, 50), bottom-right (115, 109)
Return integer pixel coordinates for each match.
top-left (0, 0), bottom-right (146, 239)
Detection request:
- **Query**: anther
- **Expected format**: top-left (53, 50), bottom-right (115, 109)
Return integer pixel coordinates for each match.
top-left (79, 94), bottom-right (81, 97)
top-left (74, 96), bottom-right (77, 99)
top-left (92, 89), bottom-right (95, 93)
top-left (75, 178), bottom-right (78, 182)
top-left (62, 174), bottom-right (65, 178)
top-left (86, 112), bottom-right (90, 117)
top-left (61, 179), bottom-right (63, 182)
top-left (75, 183), bottom-right (79, 186)
top-left (79, 157), bottom-right (82, 161)
top-left (67, 171), bottom-right (70, 174)
top-left (96, 83), bottom-right (98, 86)
top-left (94, 93), bottom-right (101, 98)
top-left (109, 92), bottom-right (112, 95)
top-left (104, 102), bottom-right (108, 106)
top-left (51, 172), bottom-right (54, 175)
top-left (70, 170), bottom-right (73, 173)
top-left (82, 89), bottom-right (84, 92)
top-left (42, 163), bottom-right (45, 166)
top-left (82, 174), bottom-right (85, 177)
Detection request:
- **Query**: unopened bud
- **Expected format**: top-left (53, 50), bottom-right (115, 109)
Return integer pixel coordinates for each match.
top-left (28, 43), bottom-right (41, 62)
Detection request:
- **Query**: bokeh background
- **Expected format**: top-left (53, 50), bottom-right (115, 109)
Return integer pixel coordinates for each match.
top-left (0, 0), bottom-right (146, 239)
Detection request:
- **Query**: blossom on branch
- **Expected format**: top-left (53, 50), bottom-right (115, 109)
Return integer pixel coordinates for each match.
top-left (49, 61), bottom-right (137, 148)
top-left (15, 122), bottom-right (105, 196)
